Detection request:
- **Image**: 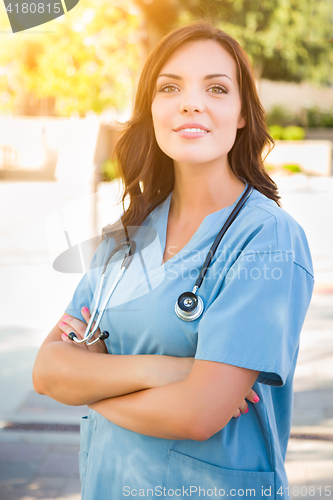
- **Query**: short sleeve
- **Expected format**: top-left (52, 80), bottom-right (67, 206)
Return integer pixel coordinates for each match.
top-left (64, 238), bottom-right (111, 322)
top-left (195, 252), bottom-right (314, 386)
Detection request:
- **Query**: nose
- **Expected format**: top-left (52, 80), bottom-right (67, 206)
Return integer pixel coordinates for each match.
top-left (179, 90), bottom-right (205, 114)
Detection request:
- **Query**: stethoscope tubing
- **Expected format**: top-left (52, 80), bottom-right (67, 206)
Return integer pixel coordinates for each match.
top-left (70, 183), bottom-right (253, 342)
top-left (69, 240), bottom-right (135, 345)
top-left (194, 184), bottom-right (253, 290)
top-left (175, 183), bottom-right (253, 321)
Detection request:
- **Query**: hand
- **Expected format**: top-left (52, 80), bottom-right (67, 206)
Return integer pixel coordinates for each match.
top-left (146, 358), bottom-right (260, 420)
top-left (58, 307), bottom-right (108, 354)
top-left (232, 388), bottom-right (260, 418)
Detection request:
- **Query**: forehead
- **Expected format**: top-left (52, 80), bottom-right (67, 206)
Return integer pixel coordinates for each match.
top-left (159, 39), bottom-right (238, 80)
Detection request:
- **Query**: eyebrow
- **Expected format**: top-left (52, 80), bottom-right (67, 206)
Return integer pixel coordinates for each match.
top-left (157, 73), bottom-right (232, 81)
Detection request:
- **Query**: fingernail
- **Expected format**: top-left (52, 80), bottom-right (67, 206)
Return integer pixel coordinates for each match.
top-left (82, 307), bottom-right (89, 313)
top-left (237, 411), bottom-right (241, 418)
top-left (244, 408), bottom-right (249, 413)
top-left (59, 322), bottom-right (66, 327)
top-left (61, 333), bottom-right (68, 340)
top-left (253, 395), bottom-right (260, 403)
top-left (63, 314), bottom-right (69, 320)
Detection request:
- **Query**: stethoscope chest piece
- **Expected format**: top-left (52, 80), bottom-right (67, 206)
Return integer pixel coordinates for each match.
top-left (174, 184), bottom-right (253, 322)
top-left (175, 291), bottom-right (204, 321)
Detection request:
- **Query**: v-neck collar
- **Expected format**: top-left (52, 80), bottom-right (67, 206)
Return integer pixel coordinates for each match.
top-left (156, 182), bottom-right (249, 269)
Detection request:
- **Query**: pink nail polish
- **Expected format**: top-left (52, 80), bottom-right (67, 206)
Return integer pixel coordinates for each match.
top-left (61, 333), bottom-right (68, 340)
top-left (60, 322), bottom-right (66, 327)
top-left (63, 314), bottom-right (68, 320)
top-left (254, 396), bottom-right (260, 403)
top-left (245, 408), bottom-right (249, 413)
top-left (82, 307), bottom-right (89, 313)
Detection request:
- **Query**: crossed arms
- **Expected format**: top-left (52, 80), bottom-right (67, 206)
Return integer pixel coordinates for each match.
top-left (32, 308), bottom-right (260, 441)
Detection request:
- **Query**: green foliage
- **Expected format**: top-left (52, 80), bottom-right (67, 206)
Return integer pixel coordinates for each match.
top-left (101, 159), bottom-right (119, 182)
top-left (269, 125), bottom-right (284, 140)
top-left (269, 125), bottom-right (305, 140)
top-left (177, 0), bottom-right (333, 85)
top-left (264, 163), bottom-right (303, 174)
top-left (267, 104), bottom-right (333, 129)
top-left (282, 164), bottom-right (303, 173)
top-left (266, 105), bottom-right (298, 127)
top-left (282, 126), bottom-right (305, 140)
top-left (0, 0), bottom-right (141, 116)
top-left (305, 106), bottom-right (333, 128)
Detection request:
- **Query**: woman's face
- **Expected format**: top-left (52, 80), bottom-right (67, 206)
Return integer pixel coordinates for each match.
top-left (151, 40), bottom-right (246, 169)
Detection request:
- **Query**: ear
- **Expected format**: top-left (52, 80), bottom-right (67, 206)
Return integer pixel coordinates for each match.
top-left (237, 114), bottom-right (246, 129)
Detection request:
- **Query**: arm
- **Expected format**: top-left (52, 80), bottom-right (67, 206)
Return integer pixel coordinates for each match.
top-left (88, 359), bottom-right (260, 440)
top-left (32, 311), bottom-right (194, 406)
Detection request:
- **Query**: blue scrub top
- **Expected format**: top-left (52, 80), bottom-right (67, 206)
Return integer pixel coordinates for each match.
top-left (65, 183), bottom-right (314, 500)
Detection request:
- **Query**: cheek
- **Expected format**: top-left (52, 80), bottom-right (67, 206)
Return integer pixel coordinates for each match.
top-left (151, 101), bottom-right (172, 140)
top-left (216, 102), bottom-right (242, 129)
top-left (151, 102), bottom-right (162, 134)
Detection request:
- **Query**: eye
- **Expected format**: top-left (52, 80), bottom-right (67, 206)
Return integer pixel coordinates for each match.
top-left (158, 84), bottom-right (180, 93)
top-left (208, 85), bottom-right (228, 94)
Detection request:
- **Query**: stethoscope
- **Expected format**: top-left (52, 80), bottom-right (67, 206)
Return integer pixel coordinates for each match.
top-left (68, 239), bottom-right (136, 346)
top-left (175, 183), bottom-right (253, 321)
top-left (68, 184), bottom-right (253, 345)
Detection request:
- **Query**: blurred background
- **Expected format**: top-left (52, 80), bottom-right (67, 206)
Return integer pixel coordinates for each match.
top-left (0, 1), bottom-right (333, 499)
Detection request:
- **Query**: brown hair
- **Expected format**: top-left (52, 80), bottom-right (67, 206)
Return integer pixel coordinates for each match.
top-left (114, 20), bottom-right (280, 230)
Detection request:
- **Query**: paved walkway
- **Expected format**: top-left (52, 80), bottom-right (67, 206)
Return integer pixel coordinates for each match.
top-left (0, 174), bottom-right (333, 499)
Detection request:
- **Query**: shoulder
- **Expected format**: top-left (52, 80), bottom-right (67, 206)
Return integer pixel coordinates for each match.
top-left (236, 188), bottom-right (314, 278)
top-left (244, 188), bottom-right (304, 247)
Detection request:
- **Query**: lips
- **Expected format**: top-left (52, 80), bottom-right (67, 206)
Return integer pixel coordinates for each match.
top-left (173, 123), bottom-right (210, 132)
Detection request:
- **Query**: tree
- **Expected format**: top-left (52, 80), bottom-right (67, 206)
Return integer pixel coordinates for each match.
top-left (177, 0), bottom-right (333, 84)
top-left (0, 0), bottom-right (143, 116)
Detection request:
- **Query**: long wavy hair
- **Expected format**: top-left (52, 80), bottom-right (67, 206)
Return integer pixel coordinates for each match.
top-left (114, 21), bottom-right (280, 230)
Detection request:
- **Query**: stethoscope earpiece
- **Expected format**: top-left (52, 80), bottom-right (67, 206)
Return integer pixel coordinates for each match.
top-left (99, 331), bottom-right (109, 341)
top-left (68, 330), bottom-right (109, 343)
top-left (175, 291), bottom-right (204, 321)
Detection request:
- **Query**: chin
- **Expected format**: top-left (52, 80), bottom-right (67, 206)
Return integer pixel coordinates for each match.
top-left (171, 152), bottom-right (222, 166)
top-left (172, 157), bottom-right (210, 166)
top-left (166, 148), bottom-right (212, 163)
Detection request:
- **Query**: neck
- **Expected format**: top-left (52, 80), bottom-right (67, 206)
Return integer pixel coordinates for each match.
top-left (170, 159), bottom-right (246, 220)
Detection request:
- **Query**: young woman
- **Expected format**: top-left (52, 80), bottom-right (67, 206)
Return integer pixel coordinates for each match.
top-left (33, 21), bottom-right (314, 500)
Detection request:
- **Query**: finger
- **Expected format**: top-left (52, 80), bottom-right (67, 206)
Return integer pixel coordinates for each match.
top-left (58, 318), bottom-right (72, 343)
top-left (61, 332), bottom-right (72, 343)
top-left (60, 315), bottom-right (87, 337)
top-left (81, 306), bottom-right (102, 341)
top-left (58, 321), bottom-right (83, 341)
top-left (245, 389), bottom-right (260, 404)
top-left (238, 400), bottom-right (249, 415)
top-left (232, 409), bottom-right (241, 419)
top-left (81, 307), bottom-right (92, 323)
